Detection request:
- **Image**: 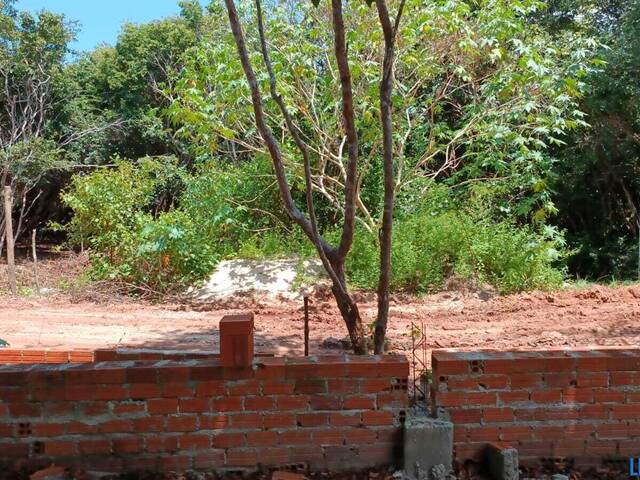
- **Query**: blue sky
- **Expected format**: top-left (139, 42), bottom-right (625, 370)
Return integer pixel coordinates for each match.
top-left (15, 0), bottom-right (207, 53)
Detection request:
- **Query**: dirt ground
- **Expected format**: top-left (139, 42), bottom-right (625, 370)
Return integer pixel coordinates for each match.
top-left (0, 252), bottom-right (639, 359)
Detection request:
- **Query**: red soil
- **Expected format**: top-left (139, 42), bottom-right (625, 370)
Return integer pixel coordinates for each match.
top-left (0, 274), bottom-right (638, 360)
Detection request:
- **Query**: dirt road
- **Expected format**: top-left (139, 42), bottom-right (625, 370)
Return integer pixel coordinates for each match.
top-left (0, 284), bottom-right (639, 360)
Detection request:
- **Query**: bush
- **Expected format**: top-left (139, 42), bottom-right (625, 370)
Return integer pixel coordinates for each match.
top-left (60, 156), bottom-right (306, 291)
top-left (346, 188), bottom-right (565, 294)
top-left (61, 160), bottom-right (565, 294)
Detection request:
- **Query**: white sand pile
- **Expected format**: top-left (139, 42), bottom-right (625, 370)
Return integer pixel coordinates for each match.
top-left (188, 257), bottom-right (327, 302)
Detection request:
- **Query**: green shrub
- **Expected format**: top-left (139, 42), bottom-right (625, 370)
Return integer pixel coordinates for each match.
top-left (346, 189), bottom-right (565, 294)
top-left (61, 159), bottom-right (565, 294)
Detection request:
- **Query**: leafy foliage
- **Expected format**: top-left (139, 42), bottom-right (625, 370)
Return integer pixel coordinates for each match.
top-left (550, 0), bottom-right (640, 279)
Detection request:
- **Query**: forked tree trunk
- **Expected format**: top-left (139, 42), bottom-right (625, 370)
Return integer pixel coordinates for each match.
top-left (223, 0), bottom-right (368, 352)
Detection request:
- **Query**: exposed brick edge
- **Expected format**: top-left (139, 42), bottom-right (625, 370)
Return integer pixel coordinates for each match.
top-left (432, 347), bottom-right (640, 466)
top-left (0, 354), bottom-right (409, 473)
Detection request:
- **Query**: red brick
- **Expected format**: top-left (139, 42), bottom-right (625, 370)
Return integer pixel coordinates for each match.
top-left (9, 403), bottom-right (41, 417)
top-left (450, 409), bottom-right (482, 424)
top-left (190, 365), bottom-right (224, 382)
top-left (0, 423), bottom-right (13, 436)
top-left (31, 423), bottom-right (65, 436)
top-left (94, 385), bottom-right (129, 401)
top-left (244, 396), bottom-right (274, 411)
top-left (113, 402), bottom-right (145, 416)
top-left (530, 389), bottom-right (562, 404)
top-left (180, 434), bottom-right (211, 450)
top-left (377, 391), bottom-right (408, 409)
top-left (212, 396), bottom-right (242, 412)
top-left (278, 430), bottom-right (311, 445)
top-left (199, 414), bottom-right (227, 429)
top-left (230, 412), bottom-right (262, 429)
top-left (500, 425), bottom-right (532, 441)
top-left (162, 382), bottom-right (193, 398)
top-left (246, 430), bottom-right (278, 446)
top-left (263, 412), bottom-right (295, 428)
top-left (328, 379), bottom-right (359, 394)
top-left (343, 395), bottom-right (376, 409)
top-left (257, 446), bottom-right (290, 465)
top-left (313, 428), bottom-right (344, 445)
top-left (297, 412), bottom-right (329, 427)
top-left (129, 383), bottom-right (162, 399)
top-left (611, 371), bottom-right (640, 386)
top-left (483, 407), bottom-right (514, 423)
top-left (576, 372), bottom-right (609, 388)
top-left (66, 421), bottom-right (97, 435)
top-left (220, 313), bottom-right (254, 368)
top-left (276, 395), bottom-right (310, 410)
top-left (344, 428), bottom-right (377, 444)
top-left (330, 412), bottom-right (361, 426)
top-left (133, 416), bottom-right (165, 432)
top-left (262, 380), bottom-right (295, 395)
top-left (580, 404), bottom-right (610, 419)
top-left (585, 439), bottom-right (617, 455)
top-left (612, 404), bottom-right (640, 419)
top-left (467, 427), bottom-right (500, 442)
top-left (193, 450), bottom-right (225, 469)
top-left (112, 436), bottom-right (143, 454)
top-left (310, 395), bottom-right (343, 410)
top-left (166, 415), bottom-right (198, 432)
top-left (499, 391), bottom-right (530, 404)
top-left (596, 422), bottom-right (629, 439)
top-left (362, 410), bottom-right (394, 426)
top-left (433, 359), bottom-right (468, 375)
top-left (146, 435), bottom-right (178, 452)
top-left (544, 407), bottom-right (581, 420)
top-left (126, 367), bottom-right (158, 384)
top-left (148, 398), bottom-right (178, 414)
top-left (158, 366), bottom-right (191, 383)
top-left (619, 439), bottom-right (640, 455)
top-left (484, 358), bottom-right (546, 374)
top-left (66, 367), bottom-right (126, 385)
top-left (180, 398), bottom-right (210, 413)
top-left (98, 419), bottom-right (132, 434)
top-left (196, 381), bottom-right (225, 397)
top-left (360, 378), bottom-right (392, 393)
top-left (78, 439), bottom-right (111, 454)
top-left (159, 456), bottom-right (192, 472)
top-left (562, 387), bottom-right (594, 404)
top-left (543, 373), bottom-right (576, 388)
top-left (44, 440), bottom-right (77, 456)
top-left (227, 448), bottom-right (258, 467)
top-left (0, 442), bottom-right (29, 457)
top-left (509, 374), bottom-right (542, 389)
top-left (517, 441), bottom-right (554, 458)
top-left (0, 387), bottom-right (27, 402)
top-left (227, 380), bottom-right (260, 396)
top-left (213, 432), bottom-right (245, 448)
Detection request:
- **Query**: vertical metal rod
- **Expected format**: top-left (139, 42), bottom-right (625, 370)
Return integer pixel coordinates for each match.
top-left (32, 229), bottom-right (39, 292)
top-left (411, 321), bottom-right (416, 404)
top-left (303, 295), bottom-right (309, 356)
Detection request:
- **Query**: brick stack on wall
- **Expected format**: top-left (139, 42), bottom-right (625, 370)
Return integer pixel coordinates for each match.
top-left (0, 314), bottom-right (409, 474)
top-left (432, 348), bottom-right (640, 465)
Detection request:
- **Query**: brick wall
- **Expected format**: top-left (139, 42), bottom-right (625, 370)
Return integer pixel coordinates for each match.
top-left (0, 354), bottom-right (408, 473)
top-left (432, 348), bottom-right (640, 465)
top-left (0, 348), bottom-right (224, 364)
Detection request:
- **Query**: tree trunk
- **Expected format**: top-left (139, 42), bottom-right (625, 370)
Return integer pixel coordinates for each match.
top-left (223, 0), bottom-right (368, 353)
top-left (373, 0), bottom-right (405, 354)
top-left (3, 186), bottom-right (16, 295)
